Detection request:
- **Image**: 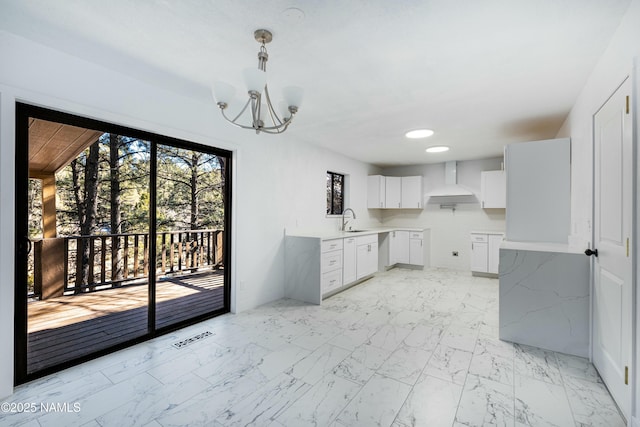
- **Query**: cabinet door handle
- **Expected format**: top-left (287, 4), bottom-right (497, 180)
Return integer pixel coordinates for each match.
top-left (380, 202), bottom-right (383, 208)
top-left (398, 202), bottom-right (400, 208)
top-left (472, 243), bottom-right (474, 250)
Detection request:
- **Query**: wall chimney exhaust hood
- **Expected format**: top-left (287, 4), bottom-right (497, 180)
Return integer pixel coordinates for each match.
top-left (428, 161), bottom-right (474, 198)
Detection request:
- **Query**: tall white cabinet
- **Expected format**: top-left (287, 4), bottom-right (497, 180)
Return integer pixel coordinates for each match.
top-left (505, 138), bottom-right (570, 243)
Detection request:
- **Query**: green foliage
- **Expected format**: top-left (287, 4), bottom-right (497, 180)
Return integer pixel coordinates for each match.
top-left (53, 134), bottom-right (225, 236)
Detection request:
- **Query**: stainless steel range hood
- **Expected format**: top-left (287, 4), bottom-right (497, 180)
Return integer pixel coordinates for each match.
top-left (428, 161), bottom-right (474, 197)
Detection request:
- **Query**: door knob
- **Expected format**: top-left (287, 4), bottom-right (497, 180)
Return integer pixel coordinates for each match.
top-left (584, 248), bottom-right (598, 257)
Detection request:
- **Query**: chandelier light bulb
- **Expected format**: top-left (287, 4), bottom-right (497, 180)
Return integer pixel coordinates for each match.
top-left (282, 86), bottom-right (304, 108)
top-left (242, 68), bottom-right (267, 94)
top-left (212, 81), bottom-right (236, 106)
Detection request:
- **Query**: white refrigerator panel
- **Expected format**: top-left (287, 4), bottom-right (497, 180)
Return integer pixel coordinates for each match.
top-left (505, 138), bottom-right (570, 243)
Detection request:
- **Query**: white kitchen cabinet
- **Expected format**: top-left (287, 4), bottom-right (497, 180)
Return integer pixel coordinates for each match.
top-left (505, 138), bottom-right (570, 243)
top-left (409, 231), bottom-right (424, 266)
top-left (356, 234), bottom-right (378, 280)
top-left (321, 238), bottom-right (343, 293)
top-left (401, 176), bottom-right (423, 209)
top-left (389, 230), bottom-right (409, 265)
top-left (367, 175), bottom-right (386, 208)
top-left (385, 176), bottom-right (401, 209)
top-left (343, 237), bottom-right (357, 284)
top-left (471, 232), bottom-right (503, 275)
top-left (285, 229), bottom-right (430, 304)
top-left (488, 234), bottom-right (502, 274)
top-left (471, 239), bottom-right (488, 272)
top-left (481, 170), bottom-right (506, 209)
top-left (368, 175), bottom-right (423, 209)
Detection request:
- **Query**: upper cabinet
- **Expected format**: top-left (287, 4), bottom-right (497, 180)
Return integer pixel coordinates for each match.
top-left (480, 170), bottom-right (506, 209)
top-left (367, 175), bottom-right (386, 208)
top-left (385, 177), bottom-right (401, 209)
top-left (367, 175), bottom-right (423, 209)
top-left (401, 176), bottom-right (423, 208)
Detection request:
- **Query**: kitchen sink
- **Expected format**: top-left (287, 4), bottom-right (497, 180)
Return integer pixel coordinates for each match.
top-left (345, 229), bottom-right (368, 233)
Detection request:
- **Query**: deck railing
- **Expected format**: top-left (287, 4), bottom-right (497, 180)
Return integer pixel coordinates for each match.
top-left (32, 229), bottom-right (223, 298)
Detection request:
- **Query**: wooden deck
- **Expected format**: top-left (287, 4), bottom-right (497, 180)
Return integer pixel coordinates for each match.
top-left (27, 270), bottom-right (225, 374)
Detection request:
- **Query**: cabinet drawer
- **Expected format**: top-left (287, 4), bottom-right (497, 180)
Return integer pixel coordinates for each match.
top-left (409, 231), bottom-right (422, 239)
top-left (356, 234), bottom-right (378, 246)
top-left (322, 269), bottom-right (343, 292)
top-left (321, 250), bottom-right (343, 272)
top-left (471, 234), bottom-right (488, 243)
top-left (322, 239), bottom-right (343, 253)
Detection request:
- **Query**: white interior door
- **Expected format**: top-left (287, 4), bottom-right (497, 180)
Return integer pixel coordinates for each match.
top-left (593, 77), bottom-right (632, 420)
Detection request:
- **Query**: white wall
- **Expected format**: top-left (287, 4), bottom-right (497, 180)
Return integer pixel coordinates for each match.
top-left (555, 0), bottom-right (640, 421)
top-left (0, 31), bottom-right (380, 399)
top-left (381, 158), bottom-right (506, 270)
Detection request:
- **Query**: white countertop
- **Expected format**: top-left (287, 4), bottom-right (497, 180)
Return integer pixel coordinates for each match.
top-left (286, 227), bottom-right (428, 241)
top-left (471, 230), bottom-right (505, 235)
top-left (500, 240), bottom-right (585, 255)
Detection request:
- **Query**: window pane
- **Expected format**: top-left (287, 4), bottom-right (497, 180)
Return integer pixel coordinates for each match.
top-left (326, 171), bottom-right (345, 215)
top-left (326, 173), bottom-right (332, 215)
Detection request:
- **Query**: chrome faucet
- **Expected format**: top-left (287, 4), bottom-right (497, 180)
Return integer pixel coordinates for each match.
top-left (341, 208), bottom-right (356, 231)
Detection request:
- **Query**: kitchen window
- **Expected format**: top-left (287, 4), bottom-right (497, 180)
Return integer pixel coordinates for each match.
top-left (326, 171), bottom-right (344, 215)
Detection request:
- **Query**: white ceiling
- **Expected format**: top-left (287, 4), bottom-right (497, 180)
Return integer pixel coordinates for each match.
top-left (0, 0), bottom-right (631, 166)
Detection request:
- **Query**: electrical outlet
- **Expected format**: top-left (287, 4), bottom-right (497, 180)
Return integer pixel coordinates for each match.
top-left (452, 251), bottom-right (459, 257)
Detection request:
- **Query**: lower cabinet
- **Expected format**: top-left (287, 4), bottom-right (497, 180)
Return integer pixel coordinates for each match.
top-left (470, 232), bottom-right (503, 274)
top-left (389, 230), bottom-right (424, 267)
top-left (389, 231), bottom-right (409, 264)
top-left (356, 234), bottom-right (378, 280)
top-left (343, 237), bottom-right (357, 284)
top-left (321, 238), bottom-right (343, 293)
top-left (409, 232), bottom-right (424, 266)
top-left (320, 234), bottom-right (378, 296)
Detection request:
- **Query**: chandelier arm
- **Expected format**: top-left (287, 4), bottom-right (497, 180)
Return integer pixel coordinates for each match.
top-left (252, 96), bottom-right (261, 128)
top-left (220, 108), bottom-right (262, 130)
top-left (257, 116), bottom-right (295, 132)
top-left (259, 121), bottom-right (292, 134)
top-left (263, 86), bottom-right (285, 126)
top-left (228, 98), bottom-right (253, 123)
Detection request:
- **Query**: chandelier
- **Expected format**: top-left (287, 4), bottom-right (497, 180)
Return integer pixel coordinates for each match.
top-left (213, 29), bottom-right (303, 134)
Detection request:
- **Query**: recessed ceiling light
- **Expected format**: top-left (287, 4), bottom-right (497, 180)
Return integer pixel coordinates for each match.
top-left (405, 129), bottom-right (434, 139)
top-left (425, 146), bottom-right (450, 153)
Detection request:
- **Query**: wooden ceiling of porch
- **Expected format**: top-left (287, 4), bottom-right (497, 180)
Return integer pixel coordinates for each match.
top-left (28, 118), bottom-right (103, 176)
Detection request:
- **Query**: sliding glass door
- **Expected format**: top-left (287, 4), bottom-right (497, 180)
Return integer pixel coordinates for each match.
top-left (154, 145), bottom-right (228, 329)
top-left (15, 104), bottom-right (231, 384)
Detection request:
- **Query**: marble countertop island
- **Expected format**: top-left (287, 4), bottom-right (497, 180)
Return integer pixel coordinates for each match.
top-left (499, 242), bottom-right (590, 357)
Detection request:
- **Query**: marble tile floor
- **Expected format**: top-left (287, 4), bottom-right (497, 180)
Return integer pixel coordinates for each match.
top-left (0, 268), bottom-right (626, 427)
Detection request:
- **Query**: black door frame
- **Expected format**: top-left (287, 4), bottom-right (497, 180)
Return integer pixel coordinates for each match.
top-left (14, 103), bottom-right (232, 385)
